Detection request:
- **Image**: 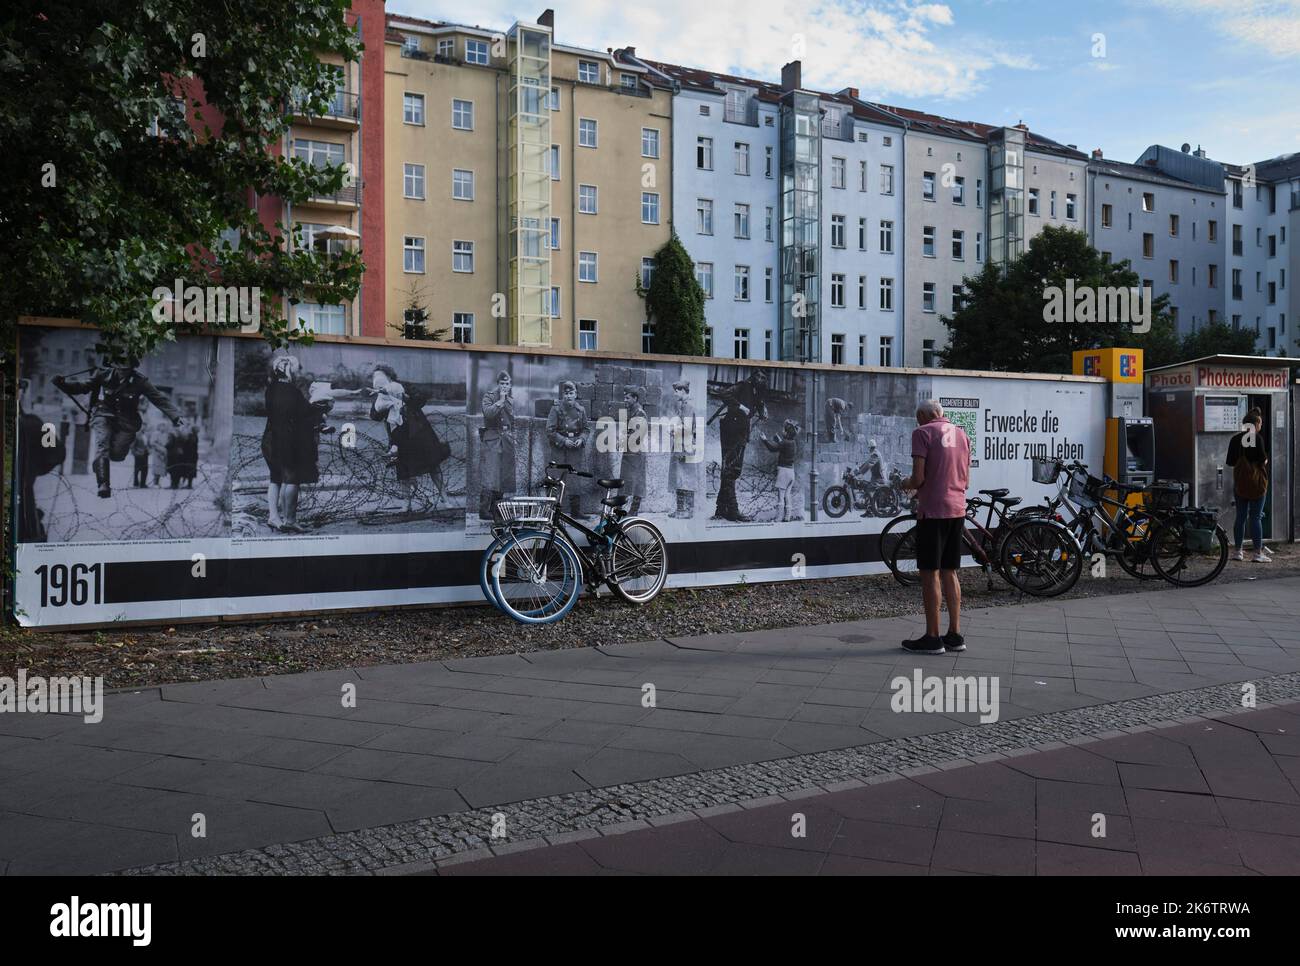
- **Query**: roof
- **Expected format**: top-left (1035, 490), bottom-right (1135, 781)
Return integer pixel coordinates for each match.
top-left (1146, 354), bottom-right (1300, 373)
top-left (1255, 153), bottom-right (1300, 182)
top-left (1088, 156), bottom-right (1222, 194)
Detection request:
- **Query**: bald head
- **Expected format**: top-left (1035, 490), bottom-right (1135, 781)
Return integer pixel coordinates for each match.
top-left (916, 399), bottom-right (943, 424)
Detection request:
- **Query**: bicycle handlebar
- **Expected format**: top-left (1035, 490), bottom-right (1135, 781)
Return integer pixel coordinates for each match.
top-left (545, 462), bottom-right (593, 479)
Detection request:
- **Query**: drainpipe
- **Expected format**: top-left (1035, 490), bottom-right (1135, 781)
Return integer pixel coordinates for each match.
top-left (570, 80), bottom-right (578, 350)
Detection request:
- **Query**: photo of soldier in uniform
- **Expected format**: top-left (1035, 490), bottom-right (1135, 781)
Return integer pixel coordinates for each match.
top-left (478, 369), bottom-right (517, 520)
top-left (16, 325), bottom-right (231, 543)
top-left (617, 386), bottom-right (648, 516)
top-left (546, 379), bottom-right (592, 518)
top-left (666, 379), bottom-right (699, 519)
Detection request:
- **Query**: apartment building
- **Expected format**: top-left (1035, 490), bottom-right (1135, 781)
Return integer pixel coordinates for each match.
top-left (281, 0), bottom-right (386, 337)
top-left (1224, 153), bottom-right (1299, 354)
top-left (384, 11), bottom-right (672, 353)
top-left (634, 58), bottom-right (905, 365)
top-left (1086, 145), bottom-right (1227, 337)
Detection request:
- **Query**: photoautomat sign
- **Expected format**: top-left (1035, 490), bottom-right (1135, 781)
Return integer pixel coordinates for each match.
top-left (1148, 365), bottom-right (1287, 391)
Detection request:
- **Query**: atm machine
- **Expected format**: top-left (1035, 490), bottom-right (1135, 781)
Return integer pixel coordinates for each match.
top-left (1072, 348), bottom-right (1156, 493)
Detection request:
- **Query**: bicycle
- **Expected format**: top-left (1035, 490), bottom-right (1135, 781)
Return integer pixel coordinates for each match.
top-left (882, 487), bottom-right (1065, 594)
top-left (485, 462), bottom-right (669, 624)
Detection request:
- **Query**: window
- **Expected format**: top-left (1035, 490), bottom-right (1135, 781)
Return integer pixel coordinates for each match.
top-left (1233, 181), bottom-right (1243, 208)
top-left (831, 214), bottom-right (845, 248)
top-left (880, 164), bottom-right (894, 195)
top-left (579, 184), bottom-right (598, 214)
top-left (858, 275), bottom-right (866, 308)
top-left (550, 217), bottom-right (561, 250)
top-left (549, 144), bottom-right (560, 181)
top-left (465, 39), bottom-right (489, 65)
top-left (922, 171), bottom-right (935, 200)
top-left (452, 99), bottom-right (474, 130)
top-left (1208, 220), bottom-right (1218, 243)
top-left (952, 176), bottom-right (965, 205)
top-left (923, 282), bottom-right (936, 313)
top-left (641, 192), bottom-right (660, 224)
top-left (293, 138), bottom-right (344, 168)
top-left (1232, 268), bottom-right (1242, 298)
top-left (578, 252), bottom-right (598, 282)
top-left (1101, 203), bottom-right (1112, 228)
top-left (766, 207), bottom-right (774, 242)
top-left (1028, 188), bottom-right (1039, 216)
top-left (578, 60), bottom-right (600, 84)
top-left (976, 178), bottom-right (983, 207)
top-left (1169, 260), bottom-right (1179, 283)
top-left (642, 322), bottom-right (655, 354)
top-left (452, 312), bottom-right (473, 343)
top-left (734, 329), bottom-right (750, 360)
top-left (765, 267), bottom-right (773, 302)
top-left (1066, 193), bottom-right (1077, 220)
top-left (879, 220), bottom-right (894, 253)
top-left (1142, 233), bottom-right (1154, 258)
top-left (830, 274), bottom-right (845, 308)
top-left (1169, 214), bottom-right (1179, 237)
top-left (641, 258), bottom-right (654, 290)
top-left (880, 277), bottom-right (894, 311)
top-left (879, 336), bottom-right (894, 367)
top-left (696, 262), bottom-right (713, 298)
top-left (403, 163), bottom-right (425, 199)
top-left (620, 73), bottom-right (637, 90)
top-left (1142, 192), bottom-right (1155, 212)
top-left (952, 230), bottom-right (964, 260)
top-left (858, 335), bottom-right (866, 367)
top-left (579, 118), bottom-right (598, 148)
top-left (549, 86), bottom-right (560, 111)
top-left (831, 334), bottom-right (845, 366)
top-left (831, 156), bottom-right (846, 189)
top-left (452, 240), bottom-right (474, 273)
top-left (734, 266), bottom-right (750, 301)
top-left (922, 226), bottom-right (935, 257)
top-left (403, 92), bottom-right (425, 125)
top-left (952, 285), bottom-right (964, 313)
top-left (697, 198), bottom-right (713, 235)
top-left (436, 39), bottom-right (454, 59)
top-left (641, 128), bottom-right (659, 158)
top-left (296, 303), bottom-right (346, 336)
top-left (734, 203), bottom-right (750, 239)
top-left (452, 168), bottom-right (474, 201)
top-left (403, 236), bottom-right (425, 273)
top-left (922, 339), bottom-right (936, 368)
top-left (765, 331), bottom-right (773, 361)
top-left (734, 142), bottom-right (750, 176)
top-left (550, 287), bottom-right (561, 318)
top-left (704, 327), bottom-right (713, 356)
top-left (1050, 190), bottom-right (1057, 218)
top-left (765, 146), bottom-right (774, 178)
top-left (697, 136), bottom-right (713, 170)
top-left (579, 319), bottom-right (598, 350)
top-left (860, 160), bottom-right (869, 192)
top-left (976, 232), bottom-right (983, 262)
top-left (1208, 264), bottom-right (1218, 289)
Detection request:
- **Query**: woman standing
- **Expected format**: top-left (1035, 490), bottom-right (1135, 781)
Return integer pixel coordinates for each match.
top-left (369, 365), bottom-right (447, 516)
top-left (261, 354), bottom-right (322, 533)
top-left (1226, 407), bottom-right (1270, 563)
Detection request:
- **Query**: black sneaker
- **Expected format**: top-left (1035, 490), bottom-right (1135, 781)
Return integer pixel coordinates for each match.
top-left (901, 635), bottom-right (946, 654)
top-left (943, 632), bottom-right (966, 653)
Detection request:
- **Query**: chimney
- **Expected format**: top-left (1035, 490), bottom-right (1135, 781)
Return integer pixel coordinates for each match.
top-left (1195, 145), bottom-right (1207, 158)
top-left (626, 46), bottom-right (636, 57)
top-left (1091, 148), bottom-right (1103, 160)
top-left (781, 60), bottom-right (801, 92)
top-left (841, 86), bottom-right (859, 100)
top-left (538, 8), bottom-right (554, 29)
top-left (1014, 121), bottom-right (1029, 131)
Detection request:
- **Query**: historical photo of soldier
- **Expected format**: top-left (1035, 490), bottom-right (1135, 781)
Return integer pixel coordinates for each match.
top-left (546, 379), bottom-right (592, 517)
top-left (231, 340), bottom-right (466, 536)
top-left (666, 379), bottom-right (699, 519)
top-left (824, 396), bottom-right (853, 443)
top-left (617, 386), bottom-right (648, 515)
top-left (15, 325), bottom-right (231, 544)
top-left (709, 368), bottom-right (769, 522)
top-left (478, 369), bottom-right (517, 520)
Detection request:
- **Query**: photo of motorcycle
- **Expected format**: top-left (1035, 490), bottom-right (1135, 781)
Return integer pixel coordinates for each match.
top-left (822, 466), bottom-right (914, 518)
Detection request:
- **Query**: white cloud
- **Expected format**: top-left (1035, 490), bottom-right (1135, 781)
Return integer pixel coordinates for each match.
top-left (1152, 0), bottom-right (1300, 56)
top-left (398, 0), bottom-right (1038, 100)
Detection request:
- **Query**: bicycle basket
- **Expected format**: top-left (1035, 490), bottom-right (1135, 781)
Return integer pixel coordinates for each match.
top-left (1029, 457), bottom-right (1061, 485)
top-left (1066, 468), bottom-right (1101, 508)
top-left (493, 497), bottom-right (557, 526)
top-left (1147, 481), bottom-right (1188, 510)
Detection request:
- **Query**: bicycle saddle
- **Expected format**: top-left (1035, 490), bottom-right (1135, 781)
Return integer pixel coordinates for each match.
top-left (602, 495), bottom-right (629, 507)
top-left (978, 488), bottom-right (1010, 498)
top-left (997, 496), bottom-right (1022, 507)
top-left (597, 478), bottom-right (623, 489)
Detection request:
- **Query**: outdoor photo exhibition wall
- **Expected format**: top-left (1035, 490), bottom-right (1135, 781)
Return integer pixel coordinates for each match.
top-left (10, 321), bottom-right (1107, 628)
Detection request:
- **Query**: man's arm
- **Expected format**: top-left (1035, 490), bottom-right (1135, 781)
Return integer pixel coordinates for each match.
top-left (139, 377), bottom-right (184, 423)
top-left (901, 455), bottom-right (925, 491)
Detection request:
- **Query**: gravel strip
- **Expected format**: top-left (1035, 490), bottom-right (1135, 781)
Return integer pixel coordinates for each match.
top-left (7, 547), bottom-right (1299, 690)
top-left (116, 673), bottom-right (1300, 876)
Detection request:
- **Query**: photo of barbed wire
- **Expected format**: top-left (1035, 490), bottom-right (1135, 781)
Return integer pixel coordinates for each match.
top-left (465, 354), bottom-right (699, 531)
top-left (16, 326), bottom-right (231, 544)
top-left (230, 340), bottom-right (466, 537)
top-left (813, 370), bottom-right (933, 525)
top-left (704, 364), bottom-right (809, 525)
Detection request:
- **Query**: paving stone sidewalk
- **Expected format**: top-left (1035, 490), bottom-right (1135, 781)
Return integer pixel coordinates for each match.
top-left (2, 574), bottom-right (1299, 875)
top-left (432, 701), bottom-right (1300, 876)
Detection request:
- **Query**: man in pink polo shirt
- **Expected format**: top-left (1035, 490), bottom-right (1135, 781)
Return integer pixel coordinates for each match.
top-left (898, 399), bottom-right (971, 654)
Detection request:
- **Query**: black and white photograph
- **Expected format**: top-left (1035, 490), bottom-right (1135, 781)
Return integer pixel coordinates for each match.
top-left (230, 340), bottom-right (465, 536)
top-left (15, 326), bottom-right (232, 543)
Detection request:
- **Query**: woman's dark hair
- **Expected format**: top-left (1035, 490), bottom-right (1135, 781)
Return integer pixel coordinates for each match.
top-left (1245, 407), bottom-right (1263, 426)
top-left (372, 364), bottom-right (399, 382)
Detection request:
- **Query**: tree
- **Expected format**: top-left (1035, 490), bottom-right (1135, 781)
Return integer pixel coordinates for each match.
top-left (0, 0), bottom-right (365, 362)
top-left (941, 225), bottom-right (1175, 373)
top-left (638, 231), bottom-right (705, 356)
top-left (389, 279), bottom-right (448, 342)
top-left (1177, 319), bottom-right (1262, 360)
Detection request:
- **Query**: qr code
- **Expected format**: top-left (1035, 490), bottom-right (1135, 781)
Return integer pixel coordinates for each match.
top-left (947, 409), bottom-right (977, 465)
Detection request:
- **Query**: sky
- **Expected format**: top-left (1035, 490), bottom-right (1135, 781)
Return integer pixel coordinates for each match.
top-left (393, 0), bottom-right (1300, 166)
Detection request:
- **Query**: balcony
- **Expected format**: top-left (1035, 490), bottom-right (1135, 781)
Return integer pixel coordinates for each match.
top-left (819, 116), bottom-right (854, 141)
top-left (291, 90), bottom-right (361, 130)
top-left (302, 182), bottom-right (363, 210)
top-left (401, 46), bottom-right (432, 61)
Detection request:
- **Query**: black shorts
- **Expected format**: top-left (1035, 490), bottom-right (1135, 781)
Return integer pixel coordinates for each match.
top-left (916, 517), bottom-right (964, 571)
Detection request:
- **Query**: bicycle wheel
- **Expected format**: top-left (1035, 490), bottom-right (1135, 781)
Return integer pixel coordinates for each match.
top-left (999, 518), bottom-right (1083, 597)
top-left (881, 514), bottom-right (920, 586)
top-left (1148, 517), bottom-right (1228, 588)
top-left (1112, 509), bottom-right (1160, 581)
top-left (822, 486), bottom-right (850, 518)
top-left (608, 518), bottom-right (669, 604)
top-left (490, 529), bottom-right (582, 624)
top-left (479, 532), bottom-right (511, 608)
